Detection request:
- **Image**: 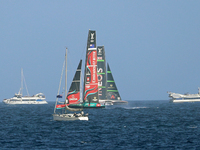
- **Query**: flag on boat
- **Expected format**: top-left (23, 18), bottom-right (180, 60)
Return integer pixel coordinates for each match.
top-left (56, 94), bottom-right (63, 98)
top-left (90, 44), bottom-right (95, 48)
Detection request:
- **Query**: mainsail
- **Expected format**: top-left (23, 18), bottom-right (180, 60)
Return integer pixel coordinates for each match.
top-left (67, 60), bottom-right (82, 104)
top-left (97, 46), bottom-right (107, 100)
top-left (83, 30), bottom-right (99, 103)
top-left (107, 63), bottom-right (121, 100)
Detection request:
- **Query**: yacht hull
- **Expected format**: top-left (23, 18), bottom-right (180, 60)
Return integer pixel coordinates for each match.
top-left (171, 99), bottom-right (200, 103)
top-left (99, 100), bottom-right (128, 105)
top-left (68, 102), bottom-right (105, 108)
top-left (53, 114), bottom-right (88, 121)
top-left (3, 99), bottom-right (48, 104)
top-left (168, 89), bottom-right (200, 103)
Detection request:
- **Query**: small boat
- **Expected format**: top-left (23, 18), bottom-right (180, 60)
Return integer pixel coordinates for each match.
top-left (53, 48), bottom-right (88, 121)
top-left (168, 88), bottom-right (200, 103)
top-left (3, 69), bottom-right (47, 104)
top-left (53, 112), bottom-right (88, 121)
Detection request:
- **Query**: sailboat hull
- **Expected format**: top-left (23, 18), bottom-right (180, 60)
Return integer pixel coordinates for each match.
top-left (53, 49), bottom-right (89, 121)
top-left (112, 100), bottom-right (128, 105)
top-left (53, 114), bottom-right (88, 121)
top-left (99, 100), bottom-right (128, 105)
top-left (68, 102), bottom-right (105, 108)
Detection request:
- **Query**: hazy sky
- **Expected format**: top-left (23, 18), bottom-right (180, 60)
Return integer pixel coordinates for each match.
top-left (1, 1), bottom-right (200, 101)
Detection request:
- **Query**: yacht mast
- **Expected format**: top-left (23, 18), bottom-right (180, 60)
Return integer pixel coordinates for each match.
top-left (21, 68), bottom-right (23, 95)
top-left (65, 48), bottom-right (68, 104)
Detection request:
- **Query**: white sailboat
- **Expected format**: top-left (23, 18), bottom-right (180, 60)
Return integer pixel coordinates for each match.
top-left (52, 48), bottom-right (89, 121)
top-left (3, 69), bottom-right (47, 104)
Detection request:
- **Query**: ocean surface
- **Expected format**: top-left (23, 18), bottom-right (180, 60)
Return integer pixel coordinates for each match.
top-left (1, 100), bottom-right (200, 149)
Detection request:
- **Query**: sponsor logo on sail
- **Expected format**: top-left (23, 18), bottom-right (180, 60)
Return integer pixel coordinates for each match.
top-left (90, 33), bottom-right (95, 42)
top-left (86, 85), bottom-right (90, 88)
top-left (111, 95), bottom-right (115, 99)
top-left (92, 51), bottom-right (96, 83)
top-left (69, 95), bottom-right (78, 101)
top-left (98, 68), bottom-right (103, 73)
top-left (98, 74), bottom-right (103, 86)
top-left (87, 77), bottom-right (90, 81)
top-left (97, 57), bottom-right (102, 60)
top-left (98, 48), bottom-right (102, 55)
top-left (98, 88), bottom-right (102, 96)
top-left (93, 51), bottom-right (96, 61)
top-left (91, 33), bottom-right (94, 39)
top-left (93, 97), bottom-right (97, 101)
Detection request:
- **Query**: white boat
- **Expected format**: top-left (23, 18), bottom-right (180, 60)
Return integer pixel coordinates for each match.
top-left (168, 88), bottom-right (200, 103)
top-left (3, 93), bottom-right (47, 104)
top-left (52, 48), bottom-right (88, 121)
top-left (53, 111), bottom-right (88, 121)
top-left (3, 69), bottom-right (47, 104)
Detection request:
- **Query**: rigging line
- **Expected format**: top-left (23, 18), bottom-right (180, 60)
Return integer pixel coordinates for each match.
top-left (20, 68), bottom-right (23, 95)
top-left (80, 44), bottom-right (87, 59)
top-left (77, 45), bottom-right (87, 103)
top-left (65, 48), bottom-right (68, 114)
top-left (67, 56), bottom-right (74, 84)
top-left (57, 60), bottom-right (65, 96)
top-left (23, 73), bottom-right (29, 96)
top-left (54, 59), bottom-right (65, 114)
top-left (80, 68), bottom-right (83, 102)
top-left (80, 39), bottom-right (87, 65)
top-left (65, 49), bottom-right (77, 91)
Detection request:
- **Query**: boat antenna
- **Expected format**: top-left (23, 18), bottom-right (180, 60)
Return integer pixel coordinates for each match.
top-left (21, 68), bottom-right (23, 95)
top-left (23, 73), bottom-right (30, 96)
top-left (65, 48), bottom-right (68, 104)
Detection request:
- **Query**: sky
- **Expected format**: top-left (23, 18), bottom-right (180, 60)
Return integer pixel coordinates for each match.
top-left (1, 1), bottom-right (200, 101)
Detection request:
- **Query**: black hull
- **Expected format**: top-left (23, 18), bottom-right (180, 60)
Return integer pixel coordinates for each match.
top-left (69, 105), bottom-right (105, 109)
top-left (68, 102), bottom-right (105, 109)
top-left (112, 101), bottom-right (128, 105)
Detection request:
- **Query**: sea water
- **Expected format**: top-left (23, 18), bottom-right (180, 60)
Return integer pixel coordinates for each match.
top-left (1, 100), bottom-right (200, 149)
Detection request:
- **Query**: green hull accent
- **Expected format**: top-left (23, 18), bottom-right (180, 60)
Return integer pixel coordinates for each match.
top-left (107, 90), bottom-right (118, 92)
top-left (107, 80), bottom-right (115, 82)
top-left (56, 108), bottom-right (65, 109)
top-left (97, 60), bottom-right (105, 62)
top-left (68, 103), bottom-right (105, 108)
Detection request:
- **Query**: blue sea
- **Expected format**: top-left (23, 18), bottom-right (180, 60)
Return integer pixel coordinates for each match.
top-left (1, 100), bottom-right (200, 149)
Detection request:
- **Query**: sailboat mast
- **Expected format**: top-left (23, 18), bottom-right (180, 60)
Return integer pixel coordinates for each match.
top-left (21, 68), bottom-right (23, 95)
top-left (65, 48), bottom-right (68, 104)
top-left (80, 71), bottom-right (82, 102)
